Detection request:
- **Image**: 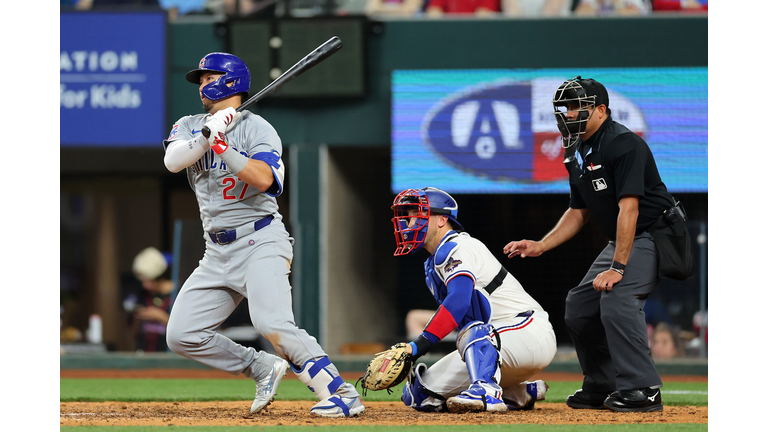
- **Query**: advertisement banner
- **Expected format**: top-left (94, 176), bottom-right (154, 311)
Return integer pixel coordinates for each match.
top-left (60, 11), bottom-right (166, 147)
top-left (392, 68), bottom-right (708, 194)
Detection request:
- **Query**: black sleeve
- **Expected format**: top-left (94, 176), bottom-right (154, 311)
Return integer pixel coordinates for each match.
top-left (569, 182), bottom-right (587, 209)
top-left (606, 133), bottom-right (648, 202)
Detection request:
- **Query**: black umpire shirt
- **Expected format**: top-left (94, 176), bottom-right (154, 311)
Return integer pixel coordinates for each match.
top-left (565, 117), bottom-right (674, 241)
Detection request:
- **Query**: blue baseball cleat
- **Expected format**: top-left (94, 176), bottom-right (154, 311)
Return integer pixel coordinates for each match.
top-left (446, 383), bottom-right (508, 413)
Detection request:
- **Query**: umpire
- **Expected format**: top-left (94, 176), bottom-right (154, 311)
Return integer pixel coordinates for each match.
top-left (503, 76), bottom-right (675, 412)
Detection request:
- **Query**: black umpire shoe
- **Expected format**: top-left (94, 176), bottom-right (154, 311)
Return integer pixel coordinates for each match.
top-left (603, 388), bottom-right (663, 412)
top-left (565, 389), bottom-right (610, 410)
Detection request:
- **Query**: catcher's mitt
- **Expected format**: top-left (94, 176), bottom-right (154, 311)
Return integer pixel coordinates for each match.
top-left (357, 343), bottom-right (414, 395)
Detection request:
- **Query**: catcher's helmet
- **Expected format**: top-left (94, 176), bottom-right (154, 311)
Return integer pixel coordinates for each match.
top-left (391, 187), bottom-right (464, 256)
top-left (552, 76), bottom-right (609, 149)
top-left (186, 52), bottom-right (250, 101)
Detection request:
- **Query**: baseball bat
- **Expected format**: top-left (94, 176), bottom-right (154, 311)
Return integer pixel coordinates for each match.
top-left (202, 35), bottom-right (344, 139)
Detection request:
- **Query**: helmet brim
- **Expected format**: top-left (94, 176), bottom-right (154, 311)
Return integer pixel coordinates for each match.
top-left (185, 68), bottom-right (223, 85)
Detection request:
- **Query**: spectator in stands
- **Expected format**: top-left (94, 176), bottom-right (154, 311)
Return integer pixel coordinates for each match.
top-left (425, 0), bottom-right (501, 17)
top-left (643, 297), bottom-right (673, 328)
top-left (159, 0), bottom-right (209, 19)
top-left (405, 309), bottom-right (434, 340)
top-left (123, 247), bottom-right (175, 352)
top-left (366, 0), bottom-right (424, 17)
top-left (573, 0), bottom-right (650, 15)
top-left (202, 0), bottom-right (278, 17)
top-left (73, 0), bottom-right (161, 9)
top-left (502, 0), bottom-right (571, 16)
top-left (405, 309), bottom-right (459, 341)
top-left (649, 322), bottom-right (684, 359)
top-left (651, 0), bottom-right (707, 12)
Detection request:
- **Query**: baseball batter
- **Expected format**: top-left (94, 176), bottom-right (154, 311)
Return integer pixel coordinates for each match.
top-left (162, 52), bottom-right (364, 418)
top-left (391, 187), bottom-right (557, 413)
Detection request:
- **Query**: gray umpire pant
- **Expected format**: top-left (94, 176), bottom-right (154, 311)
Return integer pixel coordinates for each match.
top-left (564, 231), bottom-right (663, 393)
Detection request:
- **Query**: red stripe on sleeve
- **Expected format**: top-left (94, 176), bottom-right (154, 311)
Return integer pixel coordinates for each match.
top-left (424, 305), bottom-right (459, 340)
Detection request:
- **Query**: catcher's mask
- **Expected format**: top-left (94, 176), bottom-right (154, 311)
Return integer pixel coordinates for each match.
top-left (391, 187), bottom-right (463, 256)
top-left (552, 76), bottom-right (609, 149)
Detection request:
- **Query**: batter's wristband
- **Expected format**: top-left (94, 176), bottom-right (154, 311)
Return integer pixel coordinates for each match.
top-left (611, 261), bottom-right (626, 270)
top-left (218, 145), bottom-right (249, 174)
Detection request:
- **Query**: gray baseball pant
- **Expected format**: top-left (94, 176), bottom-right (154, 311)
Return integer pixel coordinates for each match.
top-left (564, 231), bottom-right (663, 393)
top-left (165, 218), bottom-right (336, 381)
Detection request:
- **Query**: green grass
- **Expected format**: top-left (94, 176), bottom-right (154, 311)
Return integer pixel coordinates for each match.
top-left (60, 378), bottom-right (707, 406)
top-left (60, 425), bottom-right (708, 432)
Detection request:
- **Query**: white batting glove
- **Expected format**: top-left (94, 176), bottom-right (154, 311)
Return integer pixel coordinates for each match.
top-left (204, 107), bottom-right (240, 144)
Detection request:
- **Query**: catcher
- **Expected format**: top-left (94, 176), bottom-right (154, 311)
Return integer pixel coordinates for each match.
top-left (363, 187), bottom-right (557, 413)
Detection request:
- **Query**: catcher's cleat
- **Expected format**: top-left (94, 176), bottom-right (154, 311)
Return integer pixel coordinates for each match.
top-left (603, 388), bottom-right (663, 413)
top-left (565, 389), bottom-right (610, 410)
top-left (251, 357), bottom-right (290, 413)
top-left (446, 383), bottom-right (508, 413)
top-left (310, 395), bottom-right (365, 418)
top-left (506, 380), bottom-right (549, 411)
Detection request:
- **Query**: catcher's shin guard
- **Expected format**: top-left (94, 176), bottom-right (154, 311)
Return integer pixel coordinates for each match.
top-left (456, 321), bottom-right (501, 385)
top-left (401, 363), bottom-right (447, 412)
top-left (292, 357), bottom-right (347, 400)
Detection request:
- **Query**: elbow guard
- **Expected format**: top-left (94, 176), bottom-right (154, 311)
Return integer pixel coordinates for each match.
top-left (164, 135), bottom-right (210, 173)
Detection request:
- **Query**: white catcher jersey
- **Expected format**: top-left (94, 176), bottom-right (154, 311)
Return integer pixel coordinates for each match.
top-left (433, 232), bottom-right (548, 323)
top-left (164, 111), bottom-right (284, 233)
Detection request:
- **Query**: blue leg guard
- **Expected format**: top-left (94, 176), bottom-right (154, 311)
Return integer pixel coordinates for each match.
top-left (401, 363), bottom-right (447, 412)
top-left (446, 321), bottom-right (506, 412)
top-left (456, 321), bottom-right (501, 385)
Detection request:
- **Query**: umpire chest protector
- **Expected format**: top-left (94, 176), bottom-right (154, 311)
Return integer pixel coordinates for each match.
top-left (564, 121), bottom-right (627, 233)
top-left (564, 119), bottom-right (672, 240)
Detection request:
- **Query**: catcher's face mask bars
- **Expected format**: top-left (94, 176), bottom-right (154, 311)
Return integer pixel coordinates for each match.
top-left (391, 189), bottom-right (431, 256)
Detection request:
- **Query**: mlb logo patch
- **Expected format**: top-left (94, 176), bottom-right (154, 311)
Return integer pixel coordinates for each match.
top-left (592, 178), bottom-right (608, 191)
top-left (199, 58), bottom-right (206, 68)
top-left (168, 124), bottom-right (180, 140)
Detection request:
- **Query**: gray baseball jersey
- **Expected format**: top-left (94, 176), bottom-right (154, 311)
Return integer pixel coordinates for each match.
top-left (162, 111), bottom-right (357, 401)
top-left (164, 111), bottom-right (282, 233)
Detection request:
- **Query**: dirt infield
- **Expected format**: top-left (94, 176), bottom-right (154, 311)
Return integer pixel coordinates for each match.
top-left (60, 369), bottom-right (707, 427)
top-left (60, 401), bottom-right (707, 427)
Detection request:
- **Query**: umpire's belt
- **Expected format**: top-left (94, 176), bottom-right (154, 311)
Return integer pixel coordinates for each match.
top-left (208, 215), bottom-right (274, 245)
top-left (484, 266), bottom-right (508, 295)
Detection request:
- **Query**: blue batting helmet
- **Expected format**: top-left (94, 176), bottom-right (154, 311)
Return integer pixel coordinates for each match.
top-left (391, 187), bottom-right (464, 256)
top-left (186, 52), bottom-right (250, 101)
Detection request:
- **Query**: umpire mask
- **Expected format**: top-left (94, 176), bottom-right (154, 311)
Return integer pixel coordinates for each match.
top-left (552, 76), bottom-right (597, 149)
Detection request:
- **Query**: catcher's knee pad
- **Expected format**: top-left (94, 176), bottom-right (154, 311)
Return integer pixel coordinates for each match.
top-left (402, 363), bottom-right (447, 412)
top-left (456, 321), bottom-right (501, 384)
top-left (291, 357), bottom-right (346, 400)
